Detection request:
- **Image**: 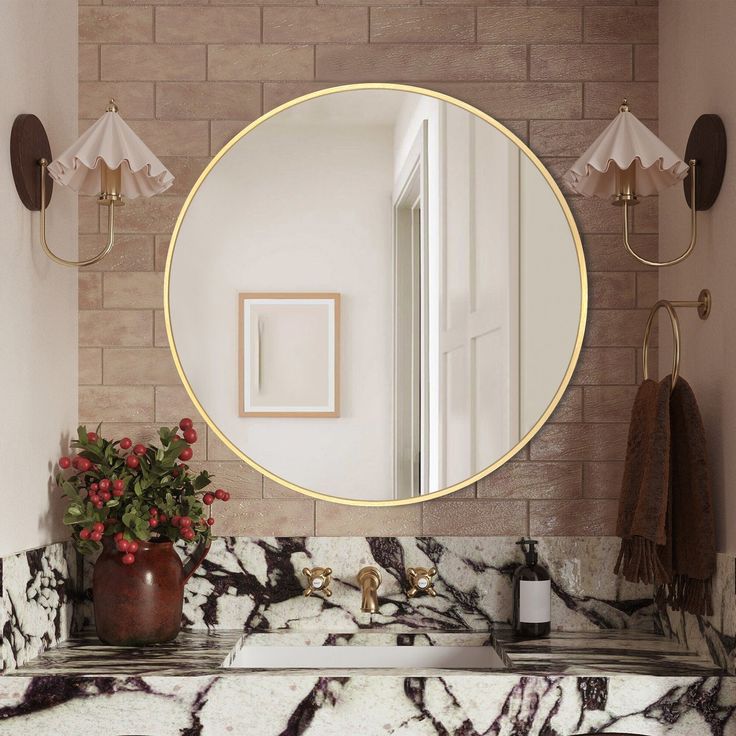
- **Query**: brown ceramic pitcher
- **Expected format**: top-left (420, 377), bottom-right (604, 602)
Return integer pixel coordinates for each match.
top-left (93, 536), bottom-right (209, 646)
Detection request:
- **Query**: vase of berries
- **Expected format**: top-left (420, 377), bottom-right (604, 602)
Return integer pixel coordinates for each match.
top-left (57, 418), bottom-right (231, 646)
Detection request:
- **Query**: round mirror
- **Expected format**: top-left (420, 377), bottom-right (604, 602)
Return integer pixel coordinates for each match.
top-left (166, 84), bottom-right (587, 505)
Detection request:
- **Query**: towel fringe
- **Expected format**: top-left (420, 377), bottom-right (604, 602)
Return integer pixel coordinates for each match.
top-left (615, 537), bottom-right (670, 585)
top-left (666, 574), bottom-right (713, 617)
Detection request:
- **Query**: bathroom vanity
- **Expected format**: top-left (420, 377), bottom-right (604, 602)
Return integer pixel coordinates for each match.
top-left (1, 536), bottom-right (734, 735)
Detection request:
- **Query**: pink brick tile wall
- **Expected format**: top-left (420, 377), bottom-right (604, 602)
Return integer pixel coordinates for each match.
top-left (78, 0), bottom-right (658, 537)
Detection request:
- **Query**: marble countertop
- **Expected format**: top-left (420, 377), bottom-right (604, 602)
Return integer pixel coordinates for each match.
top-left (6, 627), bottom-right (723, 678)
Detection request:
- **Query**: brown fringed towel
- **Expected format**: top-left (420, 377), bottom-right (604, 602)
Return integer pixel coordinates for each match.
top-left (615, 375), bottom-right (716, 616)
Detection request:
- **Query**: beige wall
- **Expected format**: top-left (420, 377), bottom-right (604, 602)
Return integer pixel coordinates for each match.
top-left (78, 0), bottom-right (659, 537)
top-left (1, 1), bottom-right (78, 556)
top-left (660, 1), bottom-right (735, 554)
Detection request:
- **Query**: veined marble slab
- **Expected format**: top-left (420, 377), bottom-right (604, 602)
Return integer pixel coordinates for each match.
top-left (658, 551), bottom-right (736, 674)
top-left (0, 543), bottom-right (73, 673)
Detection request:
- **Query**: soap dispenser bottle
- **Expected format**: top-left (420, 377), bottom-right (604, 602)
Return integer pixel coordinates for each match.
top-left (512, 538), bottom-right (551, 638)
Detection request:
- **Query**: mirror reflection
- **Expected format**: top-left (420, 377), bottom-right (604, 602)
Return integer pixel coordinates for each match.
top-left (167, 86), bottom-right (586, 502)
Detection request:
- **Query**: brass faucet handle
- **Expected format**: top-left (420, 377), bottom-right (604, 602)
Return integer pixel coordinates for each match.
top-left (406, 567), bottom-right (437, 598)
top-left (302, 566), bottom-right (332, 598)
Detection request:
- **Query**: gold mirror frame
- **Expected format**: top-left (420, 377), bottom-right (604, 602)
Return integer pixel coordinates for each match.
top-left (164, 83), bottom-right (588, 507)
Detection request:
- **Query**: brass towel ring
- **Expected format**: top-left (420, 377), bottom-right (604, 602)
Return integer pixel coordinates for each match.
top-left (642, 289), bottom-right (711, 392)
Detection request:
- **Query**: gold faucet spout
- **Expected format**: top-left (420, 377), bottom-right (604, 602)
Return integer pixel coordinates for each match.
top-left (357, 566), bottom-right (382, 613)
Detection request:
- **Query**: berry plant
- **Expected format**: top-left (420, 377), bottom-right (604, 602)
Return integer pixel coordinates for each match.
top-left (57, 418), bottom-right (230, 565)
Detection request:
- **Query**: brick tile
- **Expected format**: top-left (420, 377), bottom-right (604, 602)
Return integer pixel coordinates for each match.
top-left (79, 310), bottom-right (152, 347)
top-left (588, 272), bottom-right (636, 309)
top-left (477, 462), bottom-right (582, 499)
top-left (209, 45), bottom-right (314, 82)
top-left (115, 197), bottom-right (184, 235)
top-left (263, 82), bottom-right (335, 111)
top-left (265, 7), bottom-right (367, 43)
top-left (370, 8), bottom-right (475, 43)
top-left (101, 45), bottom-right (206, 81)
top-left (478, 7), bottom-right (580, 43)
top-left (104, 348), bottom-right (180, 385)
top-left (155, 386), bottom-right (200, 423)
top-left (547, 387), bottom-right (583, 423)
top-left (584, 6), bottom-right (658, 44)
top-left (79, 348), bottom-right (102, 385)
top-left (102, 0), bottom-right (208, 3)
top-left (636, 271), bottom-right (658, 307)
top-left (530, 499), bottom-right (618, 535)
top-left (80, 82), bottom-right (154, 119)
top-left (316, 502), bottom-right (422, 536)
top-left (530, 422), bottom-right (629, 462)
top-left (160, 156), bottom-right (211, 197)
top-left (316, 44), bottom-right (527, 82)
top-left (634, 44), bottom-right (658, 81)
top-left (103, 272), bottom-right (164, 309)
top-left (529, 0), bottom-right (632, 4)
top-left (187, 461), bottom-right (262, 498)
top-left (126, 120), bottom-right (210, 156)
top-left (155, 236), bottom-right (172, 271)
top-left (156, 82), bottom-right (261, 119)
top-left (422, 500), bottom-right (527, 536)
top-left (583, 386), bottom-right (638, 423)
top-left (79, 197), bottom-right (100, 234)
top-left (422, 82), bottom-right (581, 119)
top-left (217, 499), bottom-right (315, 536)
top-left (423, 0), bottom-right (524, 6)
top-left (584, 82), bottom-right (657, 119)
top-left (584, 308), bottom-right (653, 347)
top-left (79, 6), bottom-right (153, 43)
top-left (210, 120), bottom-right (253, 155)
top-left (155, 7), bottom-right (260, 43)
top-left (584, 461), bottom-right (625, 499)
top-left (79, 272), bottom-right (102, 310)
top-left (531, 119), bottom-right (653, 157)
top-left (79, 234), bottom-right (154, 271)
top-left (571, 347), bottom-right (636, 386)
top-left (568, 197), bottom-right (621, 233)
top-left (79, 386), bottom-right (154, 423)
top-left (79, 45), bottom-right (99, 82)
top-left (206, 427), bottom-right (240, 462)
top-left (154, 310), bottom-right (168, 347)
top-left (264, 477), bottom-right (309, 499)
top-left (633, 197), bottom-right (657, 234)
top-left (321, 0), bottom-right (413, 5)
top-left (531, 44), bottom-right (631, 82)
top-left (582, 233), bottom-right (658, 271)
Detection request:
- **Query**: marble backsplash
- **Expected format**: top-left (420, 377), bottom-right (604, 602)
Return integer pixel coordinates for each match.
top-left (74, 536), bottom-right (658, 634)
top-left (3, 535), bottom-right (734, 675)
top-left (0, 543), bottom-right (74, 673)
top-left (658, 551), bottom-right (736, 674)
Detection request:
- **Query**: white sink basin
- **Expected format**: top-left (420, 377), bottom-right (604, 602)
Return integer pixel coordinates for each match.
top-left (225, 633), bottom-right (506, 670)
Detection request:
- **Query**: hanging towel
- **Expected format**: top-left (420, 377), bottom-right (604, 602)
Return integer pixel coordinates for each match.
top-left (615, 375), bottom-right (716, 616)
top-left (663, 376), bottom-right (716, 615)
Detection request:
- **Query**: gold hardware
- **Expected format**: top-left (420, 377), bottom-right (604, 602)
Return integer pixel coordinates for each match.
top-left (621, 159), bottom-right (697, 267)
top-left (38, 159), bottom-right (117, 268)
top-left (612, 163), bottom-right (638, 206)
top-left (357, 566), bottom-right (382, 613)
top-left (642, 289), bottom-right (711, 393)
top-left (406, 567), bottom-right (437, 598)
top-left (98, 161), bottom-right (124, 206)
top-left (619, 98), bottom-right (630, 113)
top-left (302, 566), bottom-right (332, 598)
top-left (163, 83), bottom-right (588, 509)
top-left (106, 98), bottom-right (119, 113)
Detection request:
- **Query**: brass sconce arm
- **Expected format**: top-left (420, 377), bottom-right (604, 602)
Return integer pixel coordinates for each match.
top-left (39, 159), bottom-right (116, 268)
top-left (622, 160), bottom-right (697, 268)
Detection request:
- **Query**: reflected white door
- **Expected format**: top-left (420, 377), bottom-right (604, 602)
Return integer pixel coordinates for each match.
top-left (438, 109), bottom-right (520, 488)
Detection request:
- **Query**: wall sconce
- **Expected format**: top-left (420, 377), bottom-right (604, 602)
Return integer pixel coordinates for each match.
top-left (10, 100), bottom-right (173, 268)
top-left (565, 100), bottom-right (726, 267)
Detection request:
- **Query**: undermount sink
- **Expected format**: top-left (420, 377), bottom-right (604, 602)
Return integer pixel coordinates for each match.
top-left (224, 632), bottom-right (507, 671)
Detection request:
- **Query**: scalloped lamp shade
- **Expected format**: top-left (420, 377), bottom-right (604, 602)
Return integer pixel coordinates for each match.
top-left (565, 108), bottom-right (689, 198)
top-left (47, 109), bottom-right (174, 199)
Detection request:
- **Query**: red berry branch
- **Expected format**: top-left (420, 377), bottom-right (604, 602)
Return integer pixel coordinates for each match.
top-left (56, 418), bottom-right (230, 565)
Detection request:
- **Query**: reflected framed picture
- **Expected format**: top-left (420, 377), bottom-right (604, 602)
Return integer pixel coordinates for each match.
top-left (238, 293), bottom-right (340, 417)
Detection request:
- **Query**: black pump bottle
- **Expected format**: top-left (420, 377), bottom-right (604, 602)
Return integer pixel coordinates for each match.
top-left (512, 538), bottom-right (551, 638)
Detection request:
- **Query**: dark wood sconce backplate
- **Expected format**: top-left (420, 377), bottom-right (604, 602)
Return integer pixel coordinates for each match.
top-left (684, 114), bottom-right (727, 211)
top-left (10, 114), bottom-right (52, 211)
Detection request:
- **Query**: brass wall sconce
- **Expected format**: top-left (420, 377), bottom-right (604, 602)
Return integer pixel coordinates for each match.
top-left (566, 101), bottom-right (727, 267)
top-left (10, 100), bottom-right (173, 268)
